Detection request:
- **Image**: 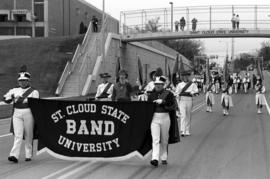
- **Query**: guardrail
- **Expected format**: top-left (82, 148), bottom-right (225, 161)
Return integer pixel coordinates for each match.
top-left (55, 22), bottom-right (93, 96)
top-left (120, 5), bottom-right (270, 34)
top-left (55, 61), bottom-right (71, 95)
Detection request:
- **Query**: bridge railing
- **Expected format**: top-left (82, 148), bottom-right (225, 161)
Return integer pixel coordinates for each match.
top-left (120, 5), bottom-right (270, 34)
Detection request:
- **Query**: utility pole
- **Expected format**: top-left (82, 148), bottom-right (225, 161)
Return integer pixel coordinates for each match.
top-left (169, 2), bottom-right (173, 32)
top-left (101, 0), bottom-right (105, 63)
top-left (31, 0), bottom-right (35, 37)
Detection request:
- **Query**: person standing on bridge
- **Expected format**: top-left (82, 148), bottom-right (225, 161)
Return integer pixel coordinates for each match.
top-left (231, 14), bottom-right (236, 30)
top-left (180, 17), bottom-right (186, 31)
top-left (235, 14), bottom-right (240, 29)
top-left (95, 73), bottom-right (114, 101)
top-left (175, 72), bottom-right (198, 136)
top-left (255, 78), bottom-right (266, 114)
top-left (3, 65), bottom-right (39, 163)
top-left (191, 17), bottom-right (198, 31)
top-left (175, 21), bottom-right (179, 32)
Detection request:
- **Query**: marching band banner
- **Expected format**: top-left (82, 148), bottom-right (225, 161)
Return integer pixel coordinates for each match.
top-left (28, 98), bottom-right (155, 161)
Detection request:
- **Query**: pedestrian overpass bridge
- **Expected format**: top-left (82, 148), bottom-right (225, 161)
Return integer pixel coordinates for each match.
top-left (120, 5), bottom-right (270, 42)
top-left (121, 29), bottom-right (270, 42)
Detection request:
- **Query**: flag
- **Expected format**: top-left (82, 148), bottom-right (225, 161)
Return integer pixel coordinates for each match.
top-left (205, 58), bottom-right (210, 85)
top-left (172, 54), bottom-right (179, 87)
top-left (137, 56), bottom-right (143, 85)
top-left (115, 57), bottom-right (121, 82)
top-left (179, 56), bottom-right (184, 80)
top-left (223, 58), bottom-right (229, 84)
top-left (167, 64), bottom-right (172, 83)
top-left (256, 58), bottom-right (264, 80)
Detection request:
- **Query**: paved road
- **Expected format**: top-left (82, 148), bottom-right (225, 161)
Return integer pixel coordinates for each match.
top-left (0, 72), bottom-right (269, 179)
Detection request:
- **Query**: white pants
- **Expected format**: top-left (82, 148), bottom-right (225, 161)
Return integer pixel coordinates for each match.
top-left (10, 108), bottom-right (34, 159)
top-left (151, 113), bottom-right (170, 161)
top-left (179, 97), bottom-right (193, 135)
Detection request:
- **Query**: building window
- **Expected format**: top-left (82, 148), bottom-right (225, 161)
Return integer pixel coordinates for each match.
top-left (17, 27), bottom-right (32, 36)
top-left (14, 14), bottom-right (27, 22)
top-left (0, 27), bottom-right (14, 35)
top-left (35, 27), bottom-right (44, 37)
top-left (34, 0), bottom-right (44, 2)
top-left (34, 3), bottom-right (44, 21)
top-left (0, 14), bottom-right (8, 22)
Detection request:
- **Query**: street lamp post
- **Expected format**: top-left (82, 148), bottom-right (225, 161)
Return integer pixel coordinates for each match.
top-left (169, 2), bottom-right (173, 32)
top-left (101, 0), bottom-right (105, 63)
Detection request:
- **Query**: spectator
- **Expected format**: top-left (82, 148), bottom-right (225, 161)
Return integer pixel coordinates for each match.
top-left (174, 21), bottom-right (179, 32)
top-left (92, 15), bottom-right (98, 32)
top-left (191, 18), bottom-right (198, 31)
top-left (231, 14), bottom-right (236, 30)
top-left (180, 17), bottom-right (186, 31)
top-left (235, 14), bottom-right (240, 29)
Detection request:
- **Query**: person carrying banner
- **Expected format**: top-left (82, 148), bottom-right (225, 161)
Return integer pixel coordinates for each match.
top-left (112, 69), bottom-right (132, 101)
top-left (255, 77), bottom-right (266, 114)
top-left (205, 81), bottom-right (215, 112)
top-left (147, 76), bottom-right (178, 167)
top-left (175, 72), bottom-right (199, 137)
top-left (95, 73), bottom-right (114, 101)
top-left (221, 83), bottom-right (233, 116)
top-left (3, 66), bottom-right (39, 163)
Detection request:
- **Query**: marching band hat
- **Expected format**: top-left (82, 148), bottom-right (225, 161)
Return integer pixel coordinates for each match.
top-left (18, 65), bottom-right (30, 81)
top-left (154, 76), bottom-right (166, 84)
top-left (181, 71), bottom-right (191, 76)
top-left (99, 73), bottom-right (111, 78)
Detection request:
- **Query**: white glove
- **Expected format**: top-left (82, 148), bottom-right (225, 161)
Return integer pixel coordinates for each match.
top-left (153, 99), bottom-right (163, 104)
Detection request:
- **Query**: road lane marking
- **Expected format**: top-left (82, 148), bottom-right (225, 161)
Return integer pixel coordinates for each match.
top-left (42, 162), bottom-right (87, 179)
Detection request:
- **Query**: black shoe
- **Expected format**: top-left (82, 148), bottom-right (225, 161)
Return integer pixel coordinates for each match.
top-left (8, 156), bottom-right (18, 163)
top-left (161, 160), bottom-right (168, 165)
top-left (25, 158), bottom-right (32, 162)
top-left (150, 160), bottom-right (158, 167)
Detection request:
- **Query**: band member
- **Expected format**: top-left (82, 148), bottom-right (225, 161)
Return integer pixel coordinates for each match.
top-left (205, 81), bottom-right (215, 112)
top-left (175, 72), bottom-right (199, 136)
top-left (221, 83), bottom-right (233, 116)
top-left (255, 78), bottom-right (266, 114)
top-left (3, 66), bottom-right (39, 163)
top-left (243, 74), bottom-right (249, 93)
top-left (111, 69), bottom-right (132, 101)
top-left (233, 75), bottom-right (238, 94)
top-left (144, 70), bottom-right (156, 93)
top-left (95, 73), bottom-right (113, 101)
top-left (147, 76), bottom-right (176, 167)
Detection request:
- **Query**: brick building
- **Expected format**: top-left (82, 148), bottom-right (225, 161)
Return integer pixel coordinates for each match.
top-left (0, 0), bottom-right (119, 37)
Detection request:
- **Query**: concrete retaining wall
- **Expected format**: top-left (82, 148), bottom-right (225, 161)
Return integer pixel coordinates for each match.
top-left (89, 34), bottom-right (191, 95)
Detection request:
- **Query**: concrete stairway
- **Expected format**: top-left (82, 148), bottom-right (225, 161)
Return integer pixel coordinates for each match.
top-left (60, 33), bottom-right (100, 97)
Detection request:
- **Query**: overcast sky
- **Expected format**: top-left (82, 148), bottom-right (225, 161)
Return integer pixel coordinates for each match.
top-left (86, 0), bottom-right (270, 65)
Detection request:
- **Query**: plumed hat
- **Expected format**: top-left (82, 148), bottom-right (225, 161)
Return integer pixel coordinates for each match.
top-left (99, 73), bottom-right (111, 78)
top-left (18, 65), bottom-right (30, 81)
top-left (154, 76), bottom-right (166, 84)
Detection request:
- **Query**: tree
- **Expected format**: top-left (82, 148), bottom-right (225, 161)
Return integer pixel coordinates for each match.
top-left (145, 17), bottom-right (162, 32)
top-left (258, 41), bottom-right (270, 69)
top-left (160, 39), bottom-right (204, 62)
